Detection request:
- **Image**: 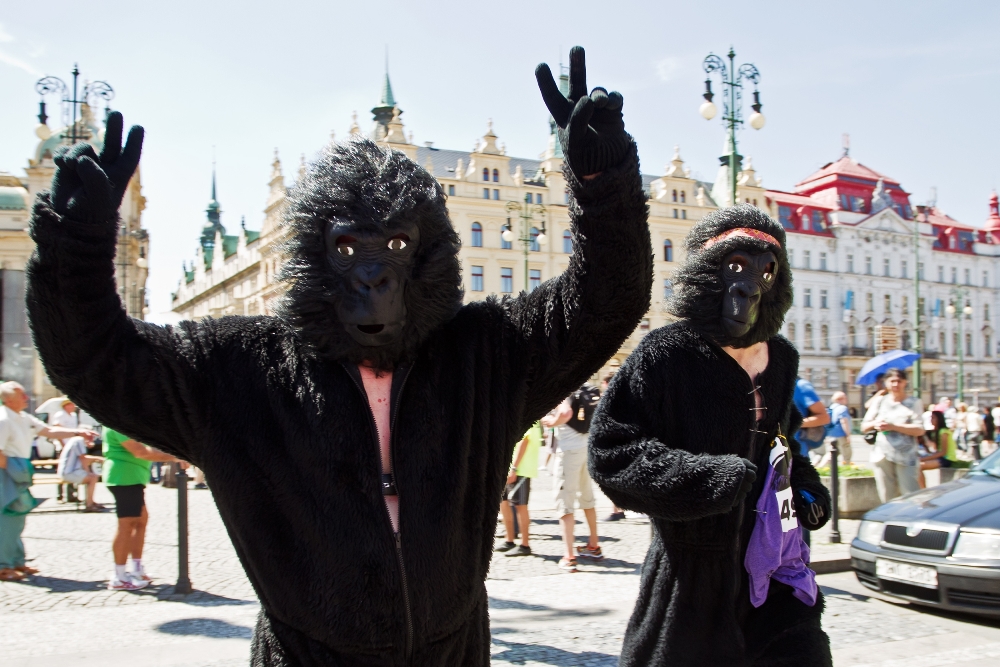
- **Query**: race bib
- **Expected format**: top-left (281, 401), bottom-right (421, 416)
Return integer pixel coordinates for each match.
top-left (769, 437), bottom-right (798, 533)
top-left (776, 486), bottom-right (797, 532)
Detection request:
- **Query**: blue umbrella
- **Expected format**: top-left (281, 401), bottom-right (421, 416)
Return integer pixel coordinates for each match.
top-left (855, 349), bottom-right (921, 386)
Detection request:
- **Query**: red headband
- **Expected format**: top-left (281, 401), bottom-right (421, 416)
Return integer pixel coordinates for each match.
top-left (703, 228), bottom-right (781, 251)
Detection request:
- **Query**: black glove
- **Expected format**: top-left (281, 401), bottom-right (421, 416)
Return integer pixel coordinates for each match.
top-left (535, 46), bottom-right (631, 178)
top-left (731, 458), bottom-right (757, 507)
top-left (50, 111), bottom-right (144, 223)
top-left (794, 488), bottom-right (828, 530)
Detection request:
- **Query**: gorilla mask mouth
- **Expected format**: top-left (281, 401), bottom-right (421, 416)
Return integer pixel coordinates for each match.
top-left (357, 324), bottom-right (385, 334)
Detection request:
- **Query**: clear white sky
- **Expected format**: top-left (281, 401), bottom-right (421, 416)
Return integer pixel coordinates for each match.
top-left (2, 1), bottom-right (998, 321)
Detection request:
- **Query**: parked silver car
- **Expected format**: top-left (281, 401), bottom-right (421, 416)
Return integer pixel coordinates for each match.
top-left (851, 449), bottom-right (1000, 617)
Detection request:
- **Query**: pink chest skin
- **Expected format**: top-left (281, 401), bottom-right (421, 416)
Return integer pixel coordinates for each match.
top-left (358, 365), bottom-right (398, 531)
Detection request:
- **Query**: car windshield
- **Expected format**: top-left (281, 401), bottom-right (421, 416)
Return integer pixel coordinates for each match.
top-left (971, 449), bottom-right (1000, 478)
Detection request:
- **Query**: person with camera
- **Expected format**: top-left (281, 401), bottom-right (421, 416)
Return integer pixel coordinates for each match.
top-left (862, 368), bottom-right (924, 503)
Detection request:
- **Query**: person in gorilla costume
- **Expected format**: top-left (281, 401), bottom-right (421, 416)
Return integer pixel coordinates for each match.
top-left (26, 47), bottom-right (652, 666)
top-left (589, 204), bottom-right (833, 667)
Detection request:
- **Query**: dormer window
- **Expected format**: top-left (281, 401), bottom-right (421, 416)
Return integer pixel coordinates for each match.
top-left (482, 168), bottom-right (489, 182)
top-left (492, 168), bottom-right (499, 183)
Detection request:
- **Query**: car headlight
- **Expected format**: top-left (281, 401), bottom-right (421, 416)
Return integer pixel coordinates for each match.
top-left (952, 532), bottom-right (1000, 559)
top-left (857, 520), bottom-right (884, 545)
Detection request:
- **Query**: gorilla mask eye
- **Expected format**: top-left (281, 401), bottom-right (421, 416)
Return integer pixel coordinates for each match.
top-left (387, 234), bottom-right (410, 251)
top-left (728, 262), bottom-right (744, 273)
top-left (763, 262), bottom-right (776, 281)
top-left (336, 235), bottom-right (357, 256)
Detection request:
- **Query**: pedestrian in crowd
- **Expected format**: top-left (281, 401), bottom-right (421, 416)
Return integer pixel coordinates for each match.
top-left (0, 382), bottom-right (94, 581)
top-left (598, 371), bottom-right (626, 523)
top-left (542, 386), bottom-right (602, 573)
top-left (983, 406), bottom-right (996, 455)
top-left (919, 411), bottom-right (957, 489)
top-left (938, 397), bottom-right (957, 429)
top-left (821, 391), bottom-right (853, 467)
top-left (862, 369), bottom-right (924, 503)
top-left (48, 397), bottom-right (81, 502)
top-left (954, 402), bottom-right (969, 453)
top-left (965, 404), bottom-right (985, 460)
top-left (992, 403), bottom-right (1000, 445)
top-left (56, 434), bottom-right (104, 511)
top-left (103, 427), bottom-right (185, 590)
top-left (495, 422), bottom-right (542, 557)
top-left (792, 377), bottom-right (830, 547)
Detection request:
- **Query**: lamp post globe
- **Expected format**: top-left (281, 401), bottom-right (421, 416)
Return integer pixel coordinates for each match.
top-left (699, 100), bottom-right (717, 120)
top-left (946, 304), bottom-right (956, 316)
top-left (964, 305), bottom-right (973, 316)
top-left (749, 111), bottom-right (766, 130)
top-left (502, 228), bottom-right (514, 243)
top-left (536, 232), bottom-right (547, 246)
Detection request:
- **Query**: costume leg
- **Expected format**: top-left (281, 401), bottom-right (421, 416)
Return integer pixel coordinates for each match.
top-left (0, 512), bottom-right (27, 568)
top-left (745, 583), bottom-right (831, 667)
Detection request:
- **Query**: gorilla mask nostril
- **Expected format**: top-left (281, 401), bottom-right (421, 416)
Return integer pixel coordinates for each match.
top-left (358, 324), bottom-right (385, 334)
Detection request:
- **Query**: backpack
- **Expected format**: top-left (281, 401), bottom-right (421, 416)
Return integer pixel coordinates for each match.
top-left (567, 384), bottom-right (601, 434)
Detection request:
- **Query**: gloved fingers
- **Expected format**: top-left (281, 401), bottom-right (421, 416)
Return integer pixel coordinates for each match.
top-left (605, 91), bottom-right (624, 112)
top-left (76, 155), bottom-right (114, 213)
top-left (101, 111), bottom-right (124, 165)
top-left (535, 63), bottom-right (571, 127)
top-left (117, 125), bottom-right (145, 183)
top-left (567, 46), bottom-right (587, 101)
top-left (568, 96), bottom-right (595, 143)
top-left (67, 142), bottom-right (100, 163)
top-left (590, 87), bottom-right (609, 108)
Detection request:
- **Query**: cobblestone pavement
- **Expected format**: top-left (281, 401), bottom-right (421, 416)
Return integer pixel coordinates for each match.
top-left (3, 467), bottom-right (999, 666)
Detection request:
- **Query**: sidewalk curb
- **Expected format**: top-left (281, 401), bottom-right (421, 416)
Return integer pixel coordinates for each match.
top-left (810, 558), bottom-right (852, 575)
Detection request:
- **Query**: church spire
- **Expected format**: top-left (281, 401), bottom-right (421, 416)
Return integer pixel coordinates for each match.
top-left (202, 162), bottom-right (224, 247)
top-left (371, 59), bottom-right (400, 142)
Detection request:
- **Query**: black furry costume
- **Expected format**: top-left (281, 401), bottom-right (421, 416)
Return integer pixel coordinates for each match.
top-left (26, 94), bottom-right (651, 663)
top-left (589, 206), bottom-right (832, 666)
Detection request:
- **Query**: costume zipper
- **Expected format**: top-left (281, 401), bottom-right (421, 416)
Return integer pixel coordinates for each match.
top-left (344, 366), bottom-right (414, 663)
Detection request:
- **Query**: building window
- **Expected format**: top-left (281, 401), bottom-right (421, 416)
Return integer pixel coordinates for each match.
top-left (965, 268), bottom-right (971, 285)
top-left (669, 189), bottom-right (676, 202)
top-left (811, 210), bottom-right (826, 232)
top-left (966, 332), bottom-right (973, 356)
top-left (500, 268), bottom-right (513, 293)
top-left (448, 184), bottom-right (455, 196)
top-left (919, 297), bottom-right (926, 316)
top-left (492, 168), bottom-right (499, 183)
top-left (902, 295), bottom-right (909, 315)
top-left (884, 294), bottom-right (891, 314)
top-left (803, 250), bottom-right (811, 269)
top-left (866, 293), bottom-right (874, 312)
top-left (789, 249), bottom-right (795, 268)
top-left (470, 265), bottom-right (484, 292)
top-left (530, 227), bottom-right (541, 252)
top-left (938, 265), bottom-right (944, 282)
top-left (918, 262), bottom-right (924, 279)
top-left (804, 288), bottom-right (812, 308)
top-left (664, 239), bottom-right (673, 262)
top-left (863, 256), bottom-right (871, 275)
top-left (984, 271), bottom-right (990, 287)
top-left (940, 331), bottom-right (947, 354)
top-left (787, 322), bottom-right (796, 343)
top-left (986, 304), bottom-right (991, 321)
top-left (883, 257), bottom-right (891, 277)
top-left (483, 188), bottom-right (490, 199)
top-left (673, 209), bottom-right (679, 218)
top-left (951, 267), bottom-right (957, 284)
top-left (529, 269), bottom-right (541, 292)
top-left (819, 252), bottom-right (827, 271)
top-left (820, 290), bottom-right (828, 309)
top-left (986, 334), bottom-right (993, 358)
top-left (902, 329), bottom-right (910, 350)
top-left (681, 209), bottom-right (687, 219)
top-left (804, 323), bottom-right (814, 349)
top-left (901, 260), bottom-right (907, 278)
top-left (663, 279), bottom-right (673, 299)
top-left (501, 229), bottom-right (512, 250)
top-left (536, 193), bottom-right (543, 204)
top-left (470, 222), bottom-right (483, 247)
top-left (778, 206), bottom-right (794, 230)
top-left (680, 191), bottom-right (686, 203)
top-left (482, 167), bottom-right (489, 182)
top-left (849, 326), bottom-right (857, 347)
top-left (562, 230), bottom-right (572, 254)
top-left (847, 254), bottom-right (854, 273)
top-left (493, 189), bottom-right (499, 200)
top-left (821, 325), bottom-right (830, 350)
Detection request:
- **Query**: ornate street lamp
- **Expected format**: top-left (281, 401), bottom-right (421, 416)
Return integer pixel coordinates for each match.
top-left (699, 48), bottom-right (764, 207)
top-left (34, 64), bottom-right (115, 145)
top-left (946, 286), bottom-right (973, 401)
top-left (503, 194), bottom-right (547, 293)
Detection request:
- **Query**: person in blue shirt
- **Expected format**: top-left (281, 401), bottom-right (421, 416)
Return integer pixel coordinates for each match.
top-left (793, 377), bottom-right (830, 456)
top-left (825, 392), bottom-right (853, 466)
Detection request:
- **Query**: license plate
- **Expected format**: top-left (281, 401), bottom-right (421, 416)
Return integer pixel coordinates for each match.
top-left (876, 558), bottom-right (938, 589)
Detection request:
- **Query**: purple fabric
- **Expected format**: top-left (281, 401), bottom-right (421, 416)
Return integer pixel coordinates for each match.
top-left (744, 437), bottom-right (818, 608)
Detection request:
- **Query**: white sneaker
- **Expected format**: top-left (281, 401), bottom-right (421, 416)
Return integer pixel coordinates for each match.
top-left (130, 569), bottom-right (152, 583)
top-left (108, 576), bottom-right (149, 591)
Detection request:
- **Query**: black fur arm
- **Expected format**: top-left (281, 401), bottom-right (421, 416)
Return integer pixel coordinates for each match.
top-left (504, 143), bottom-right (652, 424)
top-left (27, 195), bottom-right (216, 463)
top-left (588, 358), bottom-right (749, 521)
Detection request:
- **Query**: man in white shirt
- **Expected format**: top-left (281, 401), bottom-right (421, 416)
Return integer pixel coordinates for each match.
top-left (48, 398), bottom-right (81, 502)
top-left (0, 382), bottom-right (94, 580)
top-left (57, 436), bottom-right (103, 511)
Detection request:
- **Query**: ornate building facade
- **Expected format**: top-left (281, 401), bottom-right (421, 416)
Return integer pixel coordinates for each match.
top-left (0, 102), bottom-right (149, 403)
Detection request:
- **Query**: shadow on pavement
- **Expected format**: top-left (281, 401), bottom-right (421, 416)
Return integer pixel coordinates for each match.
top-left (490, 635), bottom-right (617, 666)
top-left (156, 617), bottom-right (253, 639)
top-left (155, 587), bottom-right (256, 606)
top-left (9, 575), bottom-right (106, 592)
top-left (489, 597), bottom-right (613, 619)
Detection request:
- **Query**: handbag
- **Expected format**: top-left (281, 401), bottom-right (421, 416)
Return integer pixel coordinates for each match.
top-left (863, 395), bottom-right (884, 444)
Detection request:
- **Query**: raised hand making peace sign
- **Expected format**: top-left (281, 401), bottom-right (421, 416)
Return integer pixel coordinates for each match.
top-left (535, 46), bottom-right (631, 179)
top-left (50, 111), bottom-right (144, 223)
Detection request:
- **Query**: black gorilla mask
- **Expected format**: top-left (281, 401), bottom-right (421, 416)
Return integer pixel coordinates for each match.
top-left (720, 249), bottom-right (777, 339)
top-left (325, 218), bottom-right (420, 347)
top-left (278, 137), bottom-right (463, 370)
top-left (668, 204), bottom-right (792, 348)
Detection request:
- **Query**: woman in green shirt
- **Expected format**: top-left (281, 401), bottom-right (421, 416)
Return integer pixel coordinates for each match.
top-left (920, 410), bottom-right (956, 489)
